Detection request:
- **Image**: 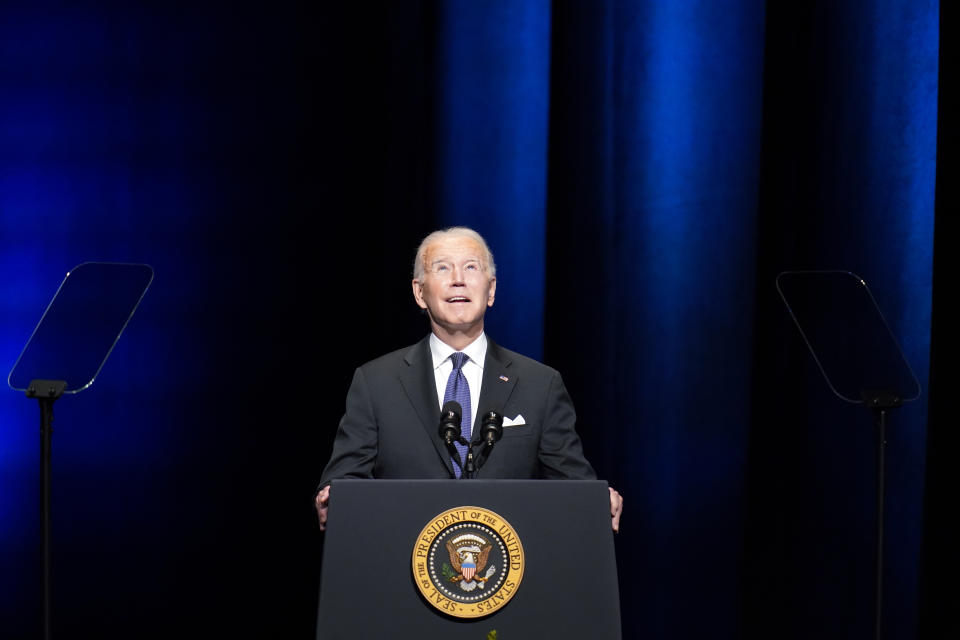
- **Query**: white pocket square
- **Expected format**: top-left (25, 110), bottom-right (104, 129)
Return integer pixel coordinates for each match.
top-left (502, 414), bottom-right (526, 427)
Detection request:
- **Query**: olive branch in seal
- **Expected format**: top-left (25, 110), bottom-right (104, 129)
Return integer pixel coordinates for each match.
top-left (441, 563), bottom-right (458, 581)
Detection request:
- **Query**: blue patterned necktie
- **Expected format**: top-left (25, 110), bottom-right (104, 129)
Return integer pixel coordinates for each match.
top-left (443, 352), bottom-right (472, 477)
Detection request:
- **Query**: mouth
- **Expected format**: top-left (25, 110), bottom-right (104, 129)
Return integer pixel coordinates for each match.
top-left (446, 296), bottom-right (471, 304)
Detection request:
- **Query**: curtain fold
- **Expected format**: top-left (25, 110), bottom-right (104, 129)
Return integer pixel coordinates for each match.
top-left (545, 2), bottom-right (766, 636)
top-left (431, 0), bottom-right (553, 359)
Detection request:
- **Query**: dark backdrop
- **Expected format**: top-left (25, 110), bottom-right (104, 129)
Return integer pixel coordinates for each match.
top-left (0, 2), bottom-right (952, 639)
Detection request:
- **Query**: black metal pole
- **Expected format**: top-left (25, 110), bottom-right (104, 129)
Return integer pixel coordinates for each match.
top-left (28, 380), bottom-right (65, 640)
top-left (39, 396), bottom-right (54, 640)
top-left (874, 408), bottom-right (887, 640)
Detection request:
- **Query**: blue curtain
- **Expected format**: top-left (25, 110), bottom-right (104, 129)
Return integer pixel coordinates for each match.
top-left (0, 2), bottom-right (942, 638)
top-left (431, 0), bottom-right (553, 359)
top-left (544, 2), bottom-right (766, 636)
top-left (744, 3), bottom-right (937, 639)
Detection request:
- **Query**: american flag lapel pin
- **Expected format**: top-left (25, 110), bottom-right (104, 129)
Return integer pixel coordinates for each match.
top-left (499, 375), bottom-right (509, 382)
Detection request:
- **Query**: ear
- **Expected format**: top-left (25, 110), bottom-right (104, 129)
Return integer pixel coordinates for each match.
top-left (486, 277), bottom-right (496, 307)
top-left (412, 279), bottom-right (428, 309)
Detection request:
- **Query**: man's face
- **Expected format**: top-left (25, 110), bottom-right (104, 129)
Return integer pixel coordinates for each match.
top-left (412, 235), bottom-right (496, 338)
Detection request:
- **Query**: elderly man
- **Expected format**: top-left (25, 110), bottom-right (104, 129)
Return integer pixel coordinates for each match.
top-left (315, 227), bottom-right (623, 531)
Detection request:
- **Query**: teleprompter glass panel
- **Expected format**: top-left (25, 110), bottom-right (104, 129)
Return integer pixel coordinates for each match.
top-left (8, 262), bottom-right (154, 394)
top-left (776, 270), bottom-right (920, 404)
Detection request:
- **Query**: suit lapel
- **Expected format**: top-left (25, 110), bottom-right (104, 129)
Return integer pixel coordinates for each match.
top-left (399, 337), bottom-right (456, 477)
top-left (476, 339), bottom-right (518, 442)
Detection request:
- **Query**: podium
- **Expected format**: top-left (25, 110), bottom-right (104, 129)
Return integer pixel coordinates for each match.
top-left (316, 479), bottom-right (621, 639)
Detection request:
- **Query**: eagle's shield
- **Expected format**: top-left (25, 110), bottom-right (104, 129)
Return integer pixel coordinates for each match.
top-left (462, 562), bottom-right (476, 581)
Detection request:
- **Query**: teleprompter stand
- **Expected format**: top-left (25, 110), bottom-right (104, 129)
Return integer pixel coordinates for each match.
top-left (7, 263), bottom-right (153, 640)
top-left (777, 271), bottom-right (921, 640)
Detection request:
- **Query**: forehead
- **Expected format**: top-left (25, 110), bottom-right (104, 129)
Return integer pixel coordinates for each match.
top-left (424, 236), bottom-right (486, 263)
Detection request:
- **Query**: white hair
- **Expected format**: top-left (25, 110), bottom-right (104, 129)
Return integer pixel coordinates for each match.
top-left (412, 227), bottom-right (497, 282)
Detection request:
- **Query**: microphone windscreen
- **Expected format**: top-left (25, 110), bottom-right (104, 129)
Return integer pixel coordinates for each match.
top-left (483, 411), bottom-right (503, 428)
top-left (480, 411), bottom-right (504, 442)
top-left (441, 401), bottom-right (462, 421)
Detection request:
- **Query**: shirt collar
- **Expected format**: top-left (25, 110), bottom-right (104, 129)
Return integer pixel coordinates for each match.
top-left (429, 332), bottom-right (487, 370)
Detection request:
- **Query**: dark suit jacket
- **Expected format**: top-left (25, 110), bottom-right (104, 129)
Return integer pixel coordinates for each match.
top-left (319, 336), bottom-right (596, 483)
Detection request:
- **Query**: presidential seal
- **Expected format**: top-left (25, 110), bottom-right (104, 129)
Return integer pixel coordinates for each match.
top-left (411, 506), bottom-right (525, 619)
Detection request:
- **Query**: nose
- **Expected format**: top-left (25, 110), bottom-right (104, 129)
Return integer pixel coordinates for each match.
top-left (450, 264), bottom-right (466, 284)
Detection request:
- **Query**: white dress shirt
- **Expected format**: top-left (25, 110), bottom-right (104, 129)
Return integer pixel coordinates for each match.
top-left (428, 332), bottom-right (487, 435)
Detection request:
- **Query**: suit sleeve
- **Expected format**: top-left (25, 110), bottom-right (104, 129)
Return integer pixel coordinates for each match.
top-left (318, 367), bottom-right (379, 488)
top-left (538, 371), bottom-right (597, 480)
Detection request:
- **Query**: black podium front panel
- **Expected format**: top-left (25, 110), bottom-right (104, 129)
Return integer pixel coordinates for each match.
top-left (316, 479), bottom-right (620, 639)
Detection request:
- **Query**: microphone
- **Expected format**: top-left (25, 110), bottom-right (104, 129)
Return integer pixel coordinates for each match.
top-left (472, 411), bottom-right (503, 474)
top-left (479, 411), bottom-right (503, 446)
top-left (438, 401), bottom-right (462, 445)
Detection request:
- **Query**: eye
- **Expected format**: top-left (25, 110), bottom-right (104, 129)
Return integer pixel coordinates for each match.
top-left (435, 263), bottom-right (450, 273)
top-left (465, 262), bottom-right (479, 271)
